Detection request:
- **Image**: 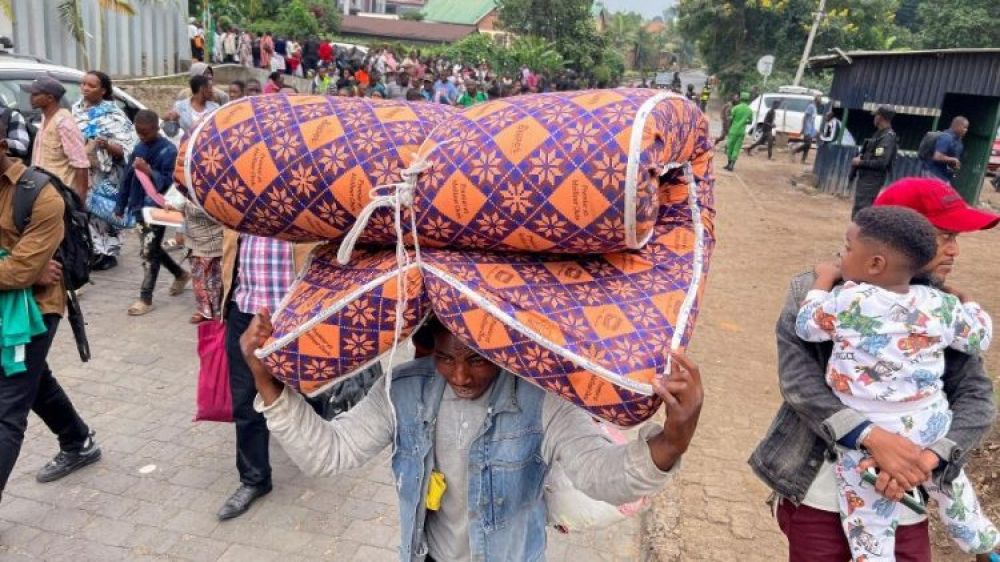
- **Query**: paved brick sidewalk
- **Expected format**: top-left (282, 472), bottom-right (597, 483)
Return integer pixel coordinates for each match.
top-left (0, 238), bottom-right (640, 561)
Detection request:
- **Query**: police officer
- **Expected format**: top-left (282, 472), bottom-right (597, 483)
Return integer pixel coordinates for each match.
top-left (850, 105), bottom-right (897, 218)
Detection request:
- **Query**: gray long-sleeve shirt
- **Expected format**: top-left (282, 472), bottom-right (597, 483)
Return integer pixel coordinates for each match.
top-left (255, 372), bottom-right (677, 561)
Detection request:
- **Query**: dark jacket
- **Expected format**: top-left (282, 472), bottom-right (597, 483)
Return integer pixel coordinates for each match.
top-left (856, 126), bottom-right (897, 178)
top-left (115, 135), bottom-right (177, 220)
top-left (748, 272), bottom-right (996, 504)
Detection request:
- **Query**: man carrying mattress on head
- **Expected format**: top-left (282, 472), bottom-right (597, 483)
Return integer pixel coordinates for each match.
top-left (240, 313), bottom-right (704, 562)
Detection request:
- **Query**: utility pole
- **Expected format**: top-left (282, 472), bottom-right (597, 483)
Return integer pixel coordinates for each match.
top-left (793, 0), bottom-right (827, 86)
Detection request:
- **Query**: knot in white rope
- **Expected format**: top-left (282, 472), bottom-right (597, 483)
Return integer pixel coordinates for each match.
top-left (335, 155), bottom-right (429, 266)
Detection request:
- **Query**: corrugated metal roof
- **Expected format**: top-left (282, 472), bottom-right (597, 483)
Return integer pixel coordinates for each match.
top-left (340, 15), bottom-right (477, 42)
top-left (810, 48), bottom-right (1000, 68)
top-left (823, 50), bottom-right (1000, 110)
top-left (420, 0), bottom-right (495, 25)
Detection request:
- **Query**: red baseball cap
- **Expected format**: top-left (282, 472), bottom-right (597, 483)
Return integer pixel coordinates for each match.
top-left (874, 177), bottom-right (1000, 233)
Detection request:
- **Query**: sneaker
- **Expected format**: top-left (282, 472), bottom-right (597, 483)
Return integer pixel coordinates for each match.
top-left (128, 300), bottom-right (154, 316)
top-left (91, 255), bottom-right (118, 271)
top-left (169, 271), bottom-right (192, 296)
top-left (36, 431), bottom-right (101, 483)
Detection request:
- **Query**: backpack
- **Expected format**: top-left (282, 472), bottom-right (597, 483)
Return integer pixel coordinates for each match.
top-left (918, 131), bottom-right (943, 161)
top-left (13, 166), bottom-right (94, 292)
top-left (0, 107), bottom-right (12, 140)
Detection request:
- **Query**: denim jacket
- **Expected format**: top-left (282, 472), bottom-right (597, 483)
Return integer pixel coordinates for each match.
top-left (749, 272), bottom-right (997, 503)
top-left (391, 362), bottom-right (547, 562)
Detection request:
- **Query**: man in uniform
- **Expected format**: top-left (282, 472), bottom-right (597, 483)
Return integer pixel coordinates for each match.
top-left (849, 105), bottom-right (897, 218)
top-left (723, 92), bottom-right (753, 172)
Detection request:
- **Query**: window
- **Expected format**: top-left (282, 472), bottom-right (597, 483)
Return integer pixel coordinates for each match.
top-left (781, 97), bottom-right (811, 113)
top-left (0, 75), bottom-right (139, 121)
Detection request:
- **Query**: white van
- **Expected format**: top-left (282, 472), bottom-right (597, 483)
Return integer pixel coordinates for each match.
top-left (746, 86), bottom-right (825, 143)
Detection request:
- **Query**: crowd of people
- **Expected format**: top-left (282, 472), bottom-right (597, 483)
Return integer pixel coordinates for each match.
top-left (188, 18), bottom-right (591, 106)
top-left (0, 35), bottom-right (998, 560)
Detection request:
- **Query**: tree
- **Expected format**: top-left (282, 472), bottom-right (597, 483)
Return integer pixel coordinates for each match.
top-left (496, 0), bottom-right (593, 43)
top-left (308, 0), bottom-right (341, 34)
top-left (605, 11), bottom-right (642, 53)
top-left (915, 0), bottom-right (1000, 48)
top-left (497, 0), bottom-right (614, 83)
top-left (677, 0), bottom-right (909, 92)
top-left (508, 36), bottom-right (565, 75)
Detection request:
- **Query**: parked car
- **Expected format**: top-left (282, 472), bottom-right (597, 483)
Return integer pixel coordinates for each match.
top-left (746, 86), bottom-right (826, 144)
top-left (0, 54), bottom-right (148, 161)
top-left (988, 124), bottom-right (1000, 176)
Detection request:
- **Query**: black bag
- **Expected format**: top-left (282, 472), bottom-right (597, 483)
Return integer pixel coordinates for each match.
top-left (917, 131), bottom-right (943, 161)
top-left (13, 166), bottom-right (94, 292)
top-left (309, 363), bottom-right (383, 421)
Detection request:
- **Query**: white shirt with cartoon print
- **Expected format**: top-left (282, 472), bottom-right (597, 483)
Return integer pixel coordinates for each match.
top-left (795, 282), bottom-right (992, 412)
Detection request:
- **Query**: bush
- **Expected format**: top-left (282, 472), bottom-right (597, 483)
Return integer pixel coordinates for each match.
top-left (399, 10), bottom-right (425, 21)
top-left (309, 0), bottom-right (342, 34)
top-left (591, 64), bottom-right (612, 87)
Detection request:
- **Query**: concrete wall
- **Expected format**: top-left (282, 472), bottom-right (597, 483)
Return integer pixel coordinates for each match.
top-left (2, 0), bottom-right (190, 77)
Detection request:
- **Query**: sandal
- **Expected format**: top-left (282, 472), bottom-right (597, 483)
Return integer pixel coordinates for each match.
top-left (169, 272), bottom-right (192, 296)
top-left (128, 300), bottom-right (154, 316)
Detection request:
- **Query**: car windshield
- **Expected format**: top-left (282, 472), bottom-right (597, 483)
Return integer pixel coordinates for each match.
top-left (0, 77), bottom-right (83, 111)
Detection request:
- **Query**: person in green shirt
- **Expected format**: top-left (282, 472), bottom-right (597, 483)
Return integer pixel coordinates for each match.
top-left (724, 91), bottom-right (753, 171)
top-left (457, 82), bottom-right (488, 107)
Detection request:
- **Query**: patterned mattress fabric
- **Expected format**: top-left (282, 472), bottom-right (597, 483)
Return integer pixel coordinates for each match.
top-left (421, 189), bottom-right (716, 427)
top-left (256, 244), bottom-right (429, 396)
top-left (180, 89), bottom-right (717, 426)
top-left (409, 89), bottom-right (703, 254)
top-left (176, 94), bottom-right (455, 243)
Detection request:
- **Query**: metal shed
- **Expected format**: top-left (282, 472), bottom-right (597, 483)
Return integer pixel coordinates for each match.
top-left (810, 49), bottom-right (1000, 204)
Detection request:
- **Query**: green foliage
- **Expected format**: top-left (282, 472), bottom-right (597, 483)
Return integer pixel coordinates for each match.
top-left (508, 36), bottom-right (565, 75)
top-left (915, 0), bottom-right (1000, 48)
top-left (308, 0), bottom-right (341, 34)
top-left (441, 33), bottom-right (500, 66)
top-left (496, 0), bottom-right (593, 42)
top-left (591, 64), bottom-right (612, 87)
top-left (202, 0), bottom-right (337, 37)
top-left (216, 14), bottom-right (234, 31)
top-left (677, 0), bottom-right (913, 92)
top-left (497, 0), bottom-right (611, 82)
top-left (399, 10), bottom-right (425, 21)
top-left (278, 0), bottom-right (319, 37)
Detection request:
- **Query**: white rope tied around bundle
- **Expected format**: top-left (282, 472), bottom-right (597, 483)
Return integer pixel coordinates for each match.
top-left (335, 157), bottom-right (429, 267)
top-left (662, 162), bottom-right (705, 382)
top-left (331, 153), bottom-right (432, 446)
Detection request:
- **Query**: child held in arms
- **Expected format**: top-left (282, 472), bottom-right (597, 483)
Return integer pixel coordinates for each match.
top-left (795, 206), bottom-right (997, 562)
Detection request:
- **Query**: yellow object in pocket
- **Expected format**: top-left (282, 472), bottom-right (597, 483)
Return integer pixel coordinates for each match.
top-left (426, 470), bottom-right (447, 511)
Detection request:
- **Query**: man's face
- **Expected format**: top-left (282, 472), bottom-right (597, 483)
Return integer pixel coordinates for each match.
top-left (922, 229), bottom-right (959, 283)
top-left (954, 120), bottom-right (969, 138)
top-left (228, 84), bottom-right (244, 100)
top-left (246, 82), bottom-right (261, 96)
top-left (29, 91), bottom-right (53, 110)
top-left (135, 120), bottom-right (159, 144)
top-left (433, 331), bottom-right (500, 400)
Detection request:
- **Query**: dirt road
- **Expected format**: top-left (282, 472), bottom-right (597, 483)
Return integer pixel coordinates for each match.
top-left (644, 147), bottom-right (1000, 561)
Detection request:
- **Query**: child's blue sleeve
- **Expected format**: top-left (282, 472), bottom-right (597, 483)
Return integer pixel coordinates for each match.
top-left (795, 288), bottom-right (838, 342)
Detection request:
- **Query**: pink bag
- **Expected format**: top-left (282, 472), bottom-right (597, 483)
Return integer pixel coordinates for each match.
top-left (195, 320), bottom-right (233, 422)
top-left (136, 169), bottom-right (167, 208)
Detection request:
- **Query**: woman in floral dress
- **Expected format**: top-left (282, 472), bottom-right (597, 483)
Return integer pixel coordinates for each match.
top-left (72, 70), bottom-right (138, 270)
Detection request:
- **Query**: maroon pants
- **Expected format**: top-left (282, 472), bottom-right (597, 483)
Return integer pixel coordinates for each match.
top-left (777, 498), bottom-right (932, 561)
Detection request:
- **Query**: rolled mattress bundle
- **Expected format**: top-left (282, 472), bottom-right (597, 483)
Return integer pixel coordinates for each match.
top-left (179, 88), bottom-right (716, 426)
